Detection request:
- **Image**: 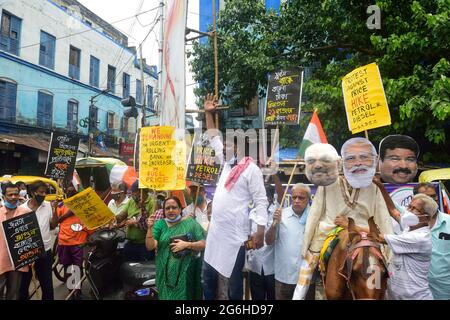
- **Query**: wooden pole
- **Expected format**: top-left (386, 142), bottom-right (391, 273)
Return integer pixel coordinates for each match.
top-left (139, 46), bottom-right (146, 128)
top-left (212, 0), bottom-right (219, 129)
top-left (272, 162), bottom-right (298, 227)
top-left (364, 130), bottom-right (369, 139)
top-left (264, 125), bottom-right (279, 182)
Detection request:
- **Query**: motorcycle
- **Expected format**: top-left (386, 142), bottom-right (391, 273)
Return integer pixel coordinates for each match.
top-left (85, 228), bottom-right (158, 300)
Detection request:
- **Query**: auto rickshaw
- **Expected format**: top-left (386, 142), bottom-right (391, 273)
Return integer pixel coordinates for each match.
top-left (0, 175), bottom-right (64, 201)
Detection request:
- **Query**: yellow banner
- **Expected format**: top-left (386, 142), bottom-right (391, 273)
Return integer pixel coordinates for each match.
top-left (173, 139), bottom-right (186, 190)
top-left (139, 126), bottom-right (178, 190)
top-left (342, 63), bottom-right (391, 134)
top-left (63, 187), bottom-right (114, 230)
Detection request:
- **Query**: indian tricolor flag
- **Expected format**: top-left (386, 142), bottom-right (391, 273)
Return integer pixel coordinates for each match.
top-left (298, 110), bottom-right (328, 159)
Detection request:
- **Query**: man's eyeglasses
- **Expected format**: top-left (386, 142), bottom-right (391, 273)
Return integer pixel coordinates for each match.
top-left (165, 206), bottom-right (179, 211)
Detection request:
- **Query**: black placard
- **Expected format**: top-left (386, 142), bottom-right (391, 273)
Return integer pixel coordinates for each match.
top-left (45, 132), bottom-right (80, 180)
top-left (265, 68), bottom-right (304, 125)
top-left (2, 211), bottom-right (45, 270)
top-left (186, 133), bottom-right (222, 185)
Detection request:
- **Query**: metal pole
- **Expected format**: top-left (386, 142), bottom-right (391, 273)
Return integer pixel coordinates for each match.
top-left (158, 0), bottom-right (164, 118)
top-left (139, 46), bottom-right (146, 128)
top-left (212, 0), bottom-right (219, 129)
top-left (88, 97), bottom-right (94, 157)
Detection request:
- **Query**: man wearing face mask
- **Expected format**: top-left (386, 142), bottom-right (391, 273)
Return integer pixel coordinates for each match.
top-left (19, 181), bottom-right (58, 300)
top-left (116, 180), bottom-right (155, 262)
top-left (293, 139), bottom-right (393, 300)
top-left (15, 181), bottom-right (29, 204)
top-left (107, 182), bottom-right (129, 216)
top-left (0, 182), bottom-right (31, 300)
top-left (182, 184), bottom-right (211, 231)
top-left (370, 194), bottom-right (436, 300)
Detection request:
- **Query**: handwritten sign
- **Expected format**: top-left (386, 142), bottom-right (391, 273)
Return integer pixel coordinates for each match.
top-left (64, 188), bottom-right (114, 230)
top-left (265, 69), bottom-right (304, 125)
top-left (45, 132), bottom-right (80, 179)
top-left (173, 139), bottom-right (187, 190)
top-left (139, 126), bottom-right (178, 190)
top-left (186, 132), bottom-right (222, 185)
top-left (2, 211), bottom-right (45, 270)
top-left (342, 62), bottom-right (391, 134)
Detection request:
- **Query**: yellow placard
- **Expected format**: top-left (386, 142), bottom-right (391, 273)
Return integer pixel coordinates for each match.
top-left (173, 139), bottom-right (186, 190)
top-left (139, 126), bottom-right (178, 190)
top-left (342, 63), bottom-right (391, 134)
top-left (63, 187), bottom-right (114, 230)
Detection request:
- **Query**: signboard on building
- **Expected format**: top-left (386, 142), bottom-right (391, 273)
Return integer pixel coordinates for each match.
top-left (45, 132), bottom-right (79, 180)
top-left (265, 68), bottom-right (304, 125)
top-left (119, 142), bottom-right (135, 156)
top-left (2, 211), bottom-right (45, 270)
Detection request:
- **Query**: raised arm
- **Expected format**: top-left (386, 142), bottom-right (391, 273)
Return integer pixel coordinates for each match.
top-left (372, 175), bottom-right (401, 223)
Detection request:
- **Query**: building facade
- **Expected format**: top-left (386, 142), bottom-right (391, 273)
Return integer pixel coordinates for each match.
top-left (0, 0), bottom-right (158, 175)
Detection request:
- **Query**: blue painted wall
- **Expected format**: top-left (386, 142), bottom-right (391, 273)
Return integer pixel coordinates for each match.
top-left (0, 52), bottom-right (124, 134)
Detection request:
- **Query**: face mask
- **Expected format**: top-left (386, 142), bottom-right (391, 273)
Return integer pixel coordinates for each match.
top-left (19, 190), bottom-right (27, 197)
top-left (132, 195), bottom-right (140, 203)
top-left (343, 165), bottom-right (376, 189)
top-left (34, 195), bottom-right (45, 205)
top-left (165, 214), bottom-right (182, 223)
top-left (400, 210), bottom-right (420, 229)
top-left (4, 200), bottom-right (19, 210)
top-left (196, 195), bottom-right (204, 205)
top-left (111, 194), bottom-right (121, 201)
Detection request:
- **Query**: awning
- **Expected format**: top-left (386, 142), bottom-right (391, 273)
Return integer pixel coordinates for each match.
top-left (0, 133), bottom-right (49, 152)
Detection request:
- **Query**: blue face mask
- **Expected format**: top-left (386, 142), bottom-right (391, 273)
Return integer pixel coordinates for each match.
top-left (4, 200), bottom-right (19, 210)
top-left (165, 214), bottom-right (182, 223)
top-left (196, 196), bottom-right (204, 205)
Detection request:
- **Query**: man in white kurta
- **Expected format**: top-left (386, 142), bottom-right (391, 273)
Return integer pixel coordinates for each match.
top-left (202, 94), bottom-right (268, 300)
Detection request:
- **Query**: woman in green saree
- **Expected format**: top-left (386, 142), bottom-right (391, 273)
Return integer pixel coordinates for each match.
top-left (146, 196), bottom-right (206, 300)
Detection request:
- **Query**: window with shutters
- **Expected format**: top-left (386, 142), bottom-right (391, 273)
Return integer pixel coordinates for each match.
top-left (0, 79), bottom-right (17, 122)
top-left (107, 65), bottom-right (116, 93)
top-left (39, 31), bottom-right (55, 69)
top-left (107, 112), bottom-right (115, 129)
top-left (67, 100), bottom-right (78, 132)
top-left (147, 85), bottom-right (154, 110)
top-left (122, 73), bottom-right (130, 98)
top-left (136, 79), bottom-right (142, 104)
top-left (89, 56), bottom-right (100, 87)
top-left (37, 91), bottom-right (53, 129)
top-left (0, 11), bottom-right (21, 56)
top-left (69, 46), bottom-right (81, 80)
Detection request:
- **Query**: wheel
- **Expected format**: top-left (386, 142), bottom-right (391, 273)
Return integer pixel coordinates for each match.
top-left (52, 236), bottom-right (68, 283)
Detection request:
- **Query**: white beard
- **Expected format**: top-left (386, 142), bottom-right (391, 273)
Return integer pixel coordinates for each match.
top-left (344, 165), bottom-right (376, 189)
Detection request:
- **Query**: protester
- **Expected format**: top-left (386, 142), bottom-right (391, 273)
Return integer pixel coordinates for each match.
top-left (370, 194), bottom-right (435, 300)
top-left (116, 180), bottom-right (155, 262)
top-left (265, 183), bottom-right (310, 300)
top-left (413, 183), bottom-right (450, 300)
top-left (19, 180), bottom-right (58, 300)
top-left (55, 186), bottom-right (90, 300)
top-left (247, 175), bottom-right (283, 300)
top-left (15, 181), bottom-right (29, 204)
top-left (145, 196), bottom-right (206, 300)
top-left (378, 135), bottom-right (419, 184)
top-left (202, 93), bottom-right (269, 300)
top-left (0, 182), bottom-right (30, 300)
top-left (107, 182), bottom-right (129, 215)
top-left (152, 193), bottom-right (167, 222)
top-left (182, 184), bottom-right (211, 231)
top-left (293, 141), bottom-right (393, 299)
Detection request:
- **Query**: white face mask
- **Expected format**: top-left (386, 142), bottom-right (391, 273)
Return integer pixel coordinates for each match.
top-left (343, 165), bottom-right (376, 189)
top-left (19, 190), bottom-right (28, 198)
top-left (400, 210), bottom-right (420, 229)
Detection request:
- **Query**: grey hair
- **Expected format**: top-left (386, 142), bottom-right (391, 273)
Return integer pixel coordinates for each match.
top-left (341, 137), bottom-right (377, 158)
top-left (111, 182), bottom-right (128, 193)
top-left (412, 193), bottom-right (439, 216)
top-left (291, 183), bottom-right (311, 199)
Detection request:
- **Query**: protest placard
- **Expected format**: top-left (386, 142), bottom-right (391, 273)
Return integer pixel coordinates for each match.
top-left (265, 68), bottom-right (304, 125)
top-left (186, 132), bottom-right (222, 185)
top-left (64, 187), bottom-right (114, 230)
top-left (2, 211), bottom-right (45, 269)
top-left (139, 126), bottom-right (178, 190)
top-left (342, 62), bottom-right (391, 134)
top-left (45, 132), bottom-right (79, 180)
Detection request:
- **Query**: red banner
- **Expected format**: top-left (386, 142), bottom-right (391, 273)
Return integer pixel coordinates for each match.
top-left (119, 142), bottom-right (134, 156)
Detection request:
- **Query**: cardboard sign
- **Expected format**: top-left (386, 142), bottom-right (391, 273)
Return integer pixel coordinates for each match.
top-left (186, 132), bottom-right (222, 185)
top-left (139, 126), bottom-right (178, 190)
top-left (45, 132), bottom-right (80, 180)
top-left (265, 69), bottom-right (304, 125)
top-left (120, 142), bottom-right (135, 156)
top-left (174, 139), bottom-right (187, 190)
top-left (64, 187), bottom-right (114, 230)
top-left (342, 62), bottom-right (391, 134)
top-left (2, 211), bottom-right (45, 270)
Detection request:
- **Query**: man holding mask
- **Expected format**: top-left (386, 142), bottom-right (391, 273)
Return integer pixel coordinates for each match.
top-left (107, 182), bottom-right (129, 216)
top-left (182, 184), bottom-right (211, 231)
top-left (19, 181), bottom-right (58, 300)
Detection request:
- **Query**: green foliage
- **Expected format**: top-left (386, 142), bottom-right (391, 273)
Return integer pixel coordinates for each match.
top-left (189, 0), bottom-right (450, 162)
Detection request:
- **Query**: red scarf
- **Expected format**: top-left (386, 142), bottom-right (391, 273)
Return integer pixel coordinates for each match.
top-left (224, 157), bottom-right (253, 191)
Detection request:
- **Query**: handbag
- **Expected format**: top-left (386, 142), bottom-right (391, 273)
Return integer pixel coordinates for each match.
top-left (169, 233), bottom-right (193, 259)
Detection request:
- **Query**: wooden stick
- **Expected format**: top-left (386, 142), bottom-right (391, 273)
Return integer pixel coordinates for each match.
top-left (264, 125), bottom-right (279, 182)
top-left (192, 186), bottom-right (200, 218)
top-left (364, 130), bottom-right (369, 139)
top-left (272, 162), bottom-right (298, 226)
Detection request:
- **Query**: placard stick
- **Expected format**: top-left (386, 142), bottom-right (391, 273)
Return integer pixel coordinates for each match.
top-left (365, 130), bottom-right (369, 139)
top-left (272, 162), bottom-right (298, 227)
top-left (192, 185), bottom-right (200, 218)
top-left (264, 125), bottom-right (279, 182)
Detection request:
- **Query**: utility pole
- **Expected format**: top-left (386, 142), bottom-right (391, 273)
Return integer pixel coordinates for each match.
top-left (88, 89), bottom-right (109, 157)
top-left (139, 46), bottom-right (146, 128)
top-left (212, 0), bottom-right (219, 129)
top-left (158, 0), bottom-right (164, 119)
